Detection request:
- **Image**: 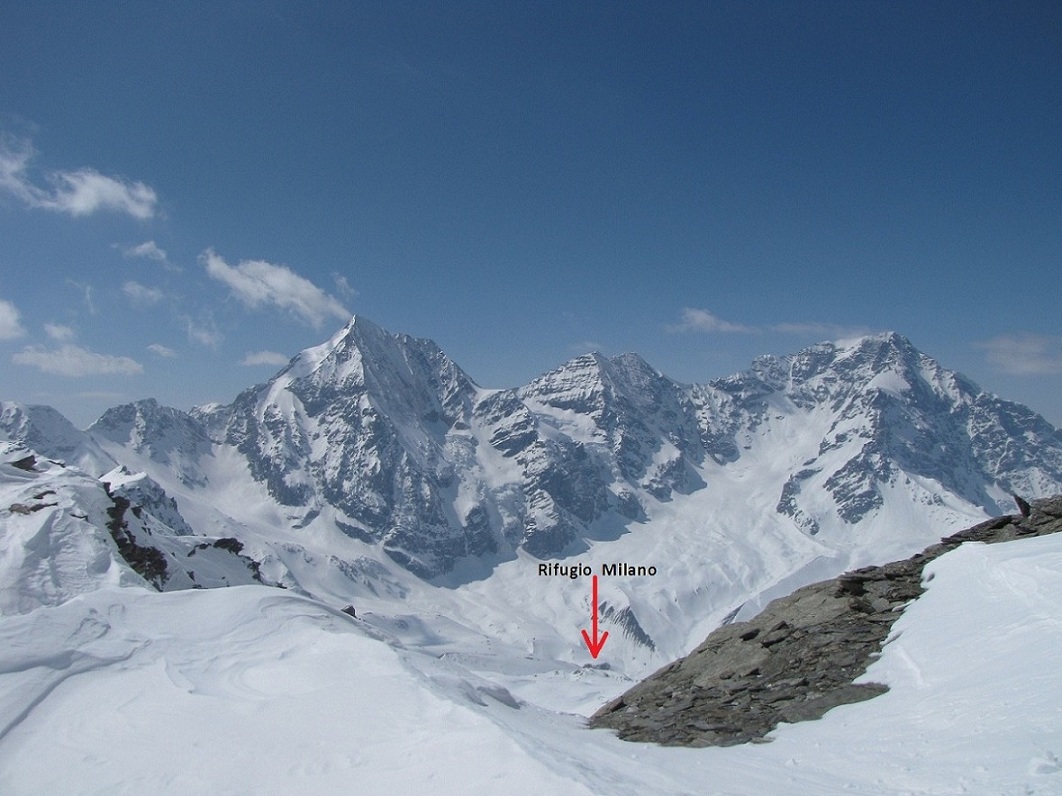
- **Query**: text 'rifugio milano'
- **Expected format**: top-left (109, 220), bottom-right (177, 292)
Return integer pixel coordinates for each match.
top-left (537, 562), bottom-right (657, 579)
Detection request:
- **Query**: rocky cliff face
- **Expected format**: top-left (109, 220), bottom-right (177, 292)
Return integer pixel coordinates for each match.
top-left (199, 323), bottom-right (1061, 578)
top-left (589, 495), bottom-right (1062, 746)
top-left (184, 318), bottom-right (729, 575)
top-left (696, 333), bottom-right (1062, 537)
top-left (7, 319), bottom-right (1062, 580)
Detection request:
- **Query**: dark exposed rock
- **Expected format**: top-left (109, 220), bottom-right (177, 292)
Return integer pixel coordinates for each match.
top-left (589, 495), bottom-right (1062, 747)
top-left (1014, 493), bottom-right (1031, 518)
top-left (11, 455), bottom-right (37, 471)
top-left (101, 485), bottom-right (169, 589)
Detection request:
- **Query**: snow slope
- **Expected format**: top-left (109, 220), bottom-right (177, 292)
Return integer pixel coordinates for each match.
top-left (1, 532), bottom-right (1060, 795)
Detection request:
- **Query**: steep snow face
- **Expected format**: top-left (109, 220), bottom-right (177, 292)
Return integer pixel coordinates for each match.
top-left (520, 352), bottom-right (706, 501)
top-left (207, 316), bottom-right (493, 576)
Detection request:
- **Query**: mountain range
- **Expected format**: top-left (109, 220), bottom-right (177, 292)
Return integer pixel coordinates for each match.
top-left (4, 315), bottom-right (1062, 794)
top-left (2, 316), bottom-right (1062, 675)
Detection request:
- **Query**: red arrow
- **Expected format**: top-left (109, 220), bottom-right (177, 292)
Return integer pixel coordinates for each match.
top-left (581, 574), bottom-right (609, 659)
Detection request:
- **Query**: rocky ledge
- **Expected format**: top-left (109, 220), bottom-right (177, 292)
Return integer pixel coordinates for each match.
top-left (589, 496), bottom-right (1062, 747)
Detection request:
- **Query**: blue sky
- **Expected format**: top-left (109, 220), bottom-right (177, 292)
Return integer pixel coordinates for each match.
top-left (1, 1), bottom-right (1060, 428)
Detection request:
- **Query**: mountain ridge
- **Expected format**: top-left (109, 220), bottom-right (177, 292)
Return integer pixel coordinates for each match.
top-left (3, 317), bottom-right (1061, 585)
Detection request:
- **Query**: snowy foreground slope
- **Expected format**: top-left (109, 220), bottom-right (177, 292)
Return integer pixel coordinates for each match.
top-left (1, 531), bottom-right (1060, 795)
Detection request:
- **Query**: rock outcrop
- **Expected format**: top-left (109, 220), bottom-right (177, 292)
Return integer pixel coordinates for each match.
top-left (589, 496), bottom-right (1062, 747)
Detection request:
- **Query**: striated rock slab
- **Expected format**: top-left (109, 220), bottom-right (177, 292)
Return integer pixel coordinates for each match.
top-left (590, 495), bottom-right (1062, 747)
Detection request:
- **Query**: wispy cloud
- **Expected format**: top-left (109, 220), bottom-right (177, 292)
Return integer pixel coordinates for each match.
top-left (668, 308), bottom-right (875, 342)
top-left (976, 333), bottom-right (1062, 376)
top-left (121, 240), bottom-right (168, 261)
top-left (0, 298), bottom-right (26, 339)
top-left (147, 343), bottom-right (177, 358)
top-left (65, 280), bottom-right (96, 315)
top-left (0, 135), bottom-right (158, 219)
top-left (240, 350), bottom-right (289, 367)
top-left (667, 308), bottom-right (757, 334)
top-left (44, 323), bottom-right (76, 341)
top-left (122, 280), bottom-right (164, 307)
top-left (332, 272), bottom-right (357, 302)
top-left (569, 340), bottom-right (605, 354)
top-left (180, 314), bottom-right (222, 348)
top-left (769, 321), bottom-right (875, 339)
top-left (13, 344), bottom-right (143, 377)
top-left (202, 249), bottom-right (349, 329)
top-left (76, 390), bottom-right (127, 402)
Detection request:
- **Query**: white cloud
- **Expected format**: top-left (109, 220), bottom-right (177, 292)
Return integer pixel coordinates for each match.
top-left (977, 333), bottom-right (1062, 376)
top-left (332, 273), bottom-right (357, 302)
top-left (202, 249), bottom-right (349, 329)
top-left (65, 280), bottom-right (96, 315)
top-left (180, 315), bottom-right (222, 348)
top-left (147, 343), bottom-right (177, 358)
top-left (122, 240), bottom-right (168, 261)
top-left (0, 298), bottom-right (26, 339)
top-left (0, 136), bottom-right (158, 219)
top-left (44, 323), bottom-right (76, 341)
top-left (240, 350), bottom-right (290, 367)
top-left (46, 169), bottom-right (158, 219)
top-left (0, 141), bottom-right (37, 206)
top-left (12, 344), bottom-right (143, 377)
top-left (667, 310), bottom-right (875, 341)
top-left (569, 341), bottom-right (605, 354)
top-left (668, 308), bottom-right (757, 334)
top-left (122, 280), bottom-right (164, 306)
top-left (770, 322), bottom-right (874, 339)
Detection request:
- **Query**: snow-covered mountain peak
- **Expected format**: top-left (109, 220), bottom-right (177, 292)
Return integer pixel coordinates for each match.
top-left (89, 398), bottom-right (212, 486)
top-left (0, 401), bottom-right (115, 476)
top-left (262, 313), bottom-right (478, 430)
top-left (520, 350), bottom-right (680, 419)
top-left (9, 317), bottom-right (1062, 584)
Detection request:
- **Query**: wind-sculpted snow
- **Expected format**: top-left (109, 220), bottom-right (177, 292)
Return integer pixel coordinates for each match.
top-left (0, 442), bottom-right (147, 614)
top-left (0, 442), bottom-right (268, 614)
top-left (2, 531), bottom-right (1061, 794)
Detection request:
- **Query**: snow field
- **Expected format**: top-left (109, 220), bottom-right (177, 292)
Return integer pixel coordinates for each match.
top-left (1, 533), bottom-right (1060, 794)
